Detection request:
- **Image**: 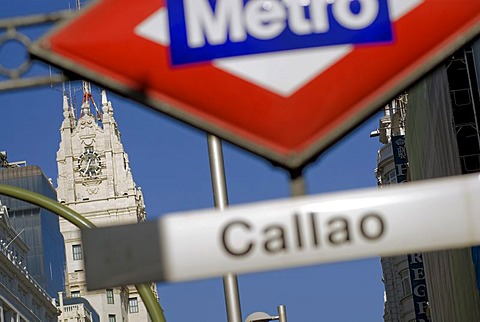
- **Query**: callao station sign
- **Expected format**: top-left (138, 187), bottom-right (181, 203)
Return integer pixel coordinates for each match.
top-left (83, 174), bottom-right (480, 286)
top-left (31, 0), bottom-right (480, 169)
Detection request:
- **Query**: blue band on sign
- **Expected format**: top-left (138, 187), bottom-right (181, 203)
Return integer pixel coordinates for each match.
top-left (166, 0), bottom-right (393, 66)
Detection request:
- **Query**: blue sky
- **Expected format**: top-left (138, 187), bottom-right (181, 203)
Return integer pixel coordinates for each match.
top-left (1, 1), bottom-right (385, 321)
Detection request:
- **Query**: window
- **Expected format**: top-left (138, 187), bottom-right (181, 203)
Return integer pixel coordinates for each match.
top-left (106, 289), bottom-right (114, 304)
top-left (383, 169), bottom-right (397, 185)
top-left (108, 315), bottom-right (116, 322)
top-left (72, 244), bottom-right (82, 260)
top-left (129, 297), bottom-right (139, 313)
top-left (400, 270), bottom-right (412, 297)
top-left (71, 291), bottom-right (80, 298)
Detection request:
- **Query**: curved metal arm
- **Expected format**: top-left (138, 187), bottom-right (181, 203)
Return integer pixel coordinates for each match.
top-left (0, 184), bottom-right (166, 322)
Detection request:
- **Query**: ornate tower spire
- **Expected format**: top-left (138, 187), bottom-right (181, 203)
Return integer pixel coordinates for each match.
top-left (80, 81), bottom-right (91, 117)
top-left (56, 86), bottom-right (154, 321)
top-left (101, 89), bottom-right (108, 107)
top-left (79, 80), bottom-right (103, 121)
top-left (101, 89), bottom-right (113, 115)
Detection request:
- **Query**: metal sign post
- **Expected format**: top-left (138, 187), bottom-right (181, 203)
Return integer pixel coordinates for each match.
top-left (207, 134), bottom-right (296, 322)
top-left (207, 134), bottom-right (243, 322)
top-left (289, 168), bottom-right (306, 197)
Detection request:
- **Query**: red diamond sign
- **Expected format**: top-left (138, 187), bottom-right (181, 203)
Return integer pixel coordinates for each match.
top-left (31, 0), bottom-right (480, 170)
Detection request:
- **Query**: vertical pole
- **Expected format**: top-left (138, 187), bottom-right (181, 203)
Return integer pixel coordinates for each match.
top-left (289, 168), bottom-right (306, 197)
top-left (277, 305), bottom-right (287, 322)
top-left (207, 134), bottom-right (243, 322)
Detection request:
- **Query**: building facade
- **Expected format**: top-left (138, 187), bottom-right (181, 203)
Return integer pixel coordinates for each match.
top-left (374, 96), bottom-right (428, 322)
top-left (0, 200), bottom-right (59, 321)
top-left (375, 39), bottom-right (480, 321)
top-left (56, 82), bottom-right (157, 321)
top-left (57, 292), bottom-right (100, 322)
top-left (0, 162), bottom-right (66, 299)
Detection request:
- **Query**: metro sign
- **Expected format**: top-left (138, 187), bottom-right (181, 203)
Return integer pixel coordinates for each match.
top-left (31, 0), bottom-right (480, 170)
top-left (167, 0), bottom-right (394, 65)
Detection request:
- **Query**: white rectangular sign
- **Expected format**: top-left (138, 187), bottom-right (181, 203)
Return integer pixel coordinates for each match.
top-left (83, 174), bottom-right (480, 289)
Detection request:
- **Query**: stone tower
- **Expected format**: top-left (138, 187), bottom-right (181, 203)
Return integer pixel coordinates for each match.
top-left (56, 81), bottom-right (156, 321)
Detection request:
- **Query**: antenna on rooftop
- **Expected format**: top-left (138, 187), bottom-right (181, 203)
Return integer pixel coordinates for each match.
top-left (5, 229), bottom-right (26, 249)
top-left (49, 0), bottom-right (104, 122)
top-left (80, 80), bottom-right (102, 121)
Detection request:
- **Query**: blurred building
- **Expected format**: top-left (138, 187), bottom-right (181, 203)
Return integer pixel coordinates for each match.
top-left (0, 156), bottom-right (66, 299)
top-left (57, 291), bottom-right (99, 322)
top-left (374, 96), bottom-right (426, 322)
top-left (0, 200), bottom-right (59, 321)
top-left (56, 82), bottom-right (158, 321)
top-left (374, 39), bottom-right (480, 321)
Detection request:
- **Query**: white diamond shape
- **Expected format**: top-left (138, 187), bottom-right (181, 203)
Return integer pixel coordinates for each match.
top-left (214, 45), bottom-right (352, 96)
top-left (135, 8), bottom-right (170, 46)
top-left (135, 0), bottom-right (423, 97)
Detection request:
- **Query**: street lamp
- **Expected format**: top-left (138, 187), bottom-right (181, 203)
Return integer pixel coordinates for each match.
top-left (245, 305), bottom-right (287, 322)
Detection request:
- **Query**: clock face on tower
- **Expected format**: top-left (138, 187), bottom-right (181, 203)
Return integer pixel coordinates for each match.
top-left (77, 149), bottom-right (102, 178)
